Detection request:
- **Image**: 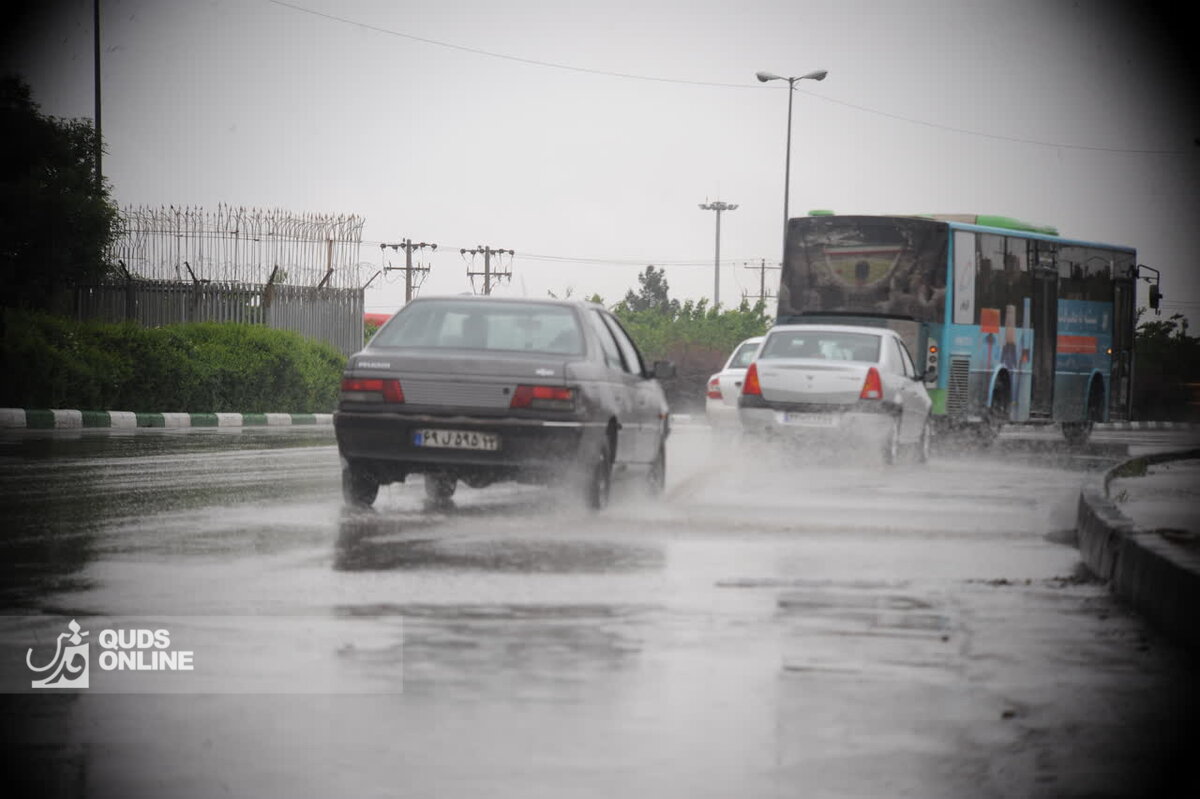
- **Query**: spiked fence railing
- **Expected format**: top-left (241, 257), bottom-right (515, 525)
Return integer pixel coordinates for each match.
top-left (76, 205), bottom-right (367, 355)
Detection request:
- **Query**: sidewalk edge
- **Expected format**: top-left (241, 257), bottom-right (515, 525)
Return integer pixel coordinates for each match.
top-left (1076, 447), bottom-right (1200, 654)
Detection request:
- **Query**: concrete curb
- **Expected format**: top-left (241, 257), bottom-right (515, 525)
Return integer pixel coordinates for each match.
top-left (1093, 421), bottom-right (1199, 431)
top-left (1076, 447), bottom-right (1200, 654)
top-left (0, 408), bottom-right (332, 430)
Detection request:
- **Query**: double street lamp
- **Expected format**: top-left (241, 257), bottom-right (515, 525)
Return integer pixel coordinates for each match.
top-left (756, 69), bottom-right (828, 262)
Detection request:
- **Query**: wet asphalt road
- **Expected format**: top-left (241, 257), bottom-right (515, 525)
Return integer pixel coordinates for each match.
top-left (2, 425), bottom-right (1199, 798)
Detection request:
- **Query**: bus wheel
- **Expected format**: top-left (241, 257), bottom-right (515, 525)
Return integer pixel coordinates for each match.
top-left (915, 418), bottom-right (932, 464)
top-left (977, 382), bottom-right (1008, 447)
top-left (1063, 382), bottom-right (1102, 446)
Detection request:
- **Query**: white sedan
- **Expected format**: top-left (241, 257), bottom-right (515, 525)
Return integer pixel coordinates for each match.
top-left (705, 336), bottom-right (764, 430)
top-left (737, 325), bottom-right (932, 464)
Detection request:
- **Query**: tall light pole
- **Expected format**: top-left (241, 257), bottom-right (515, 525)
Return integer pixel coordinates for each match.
top-left (699, 200), bottom-right (737, 310)
top-left (756, 69), bottom-right (827, 263)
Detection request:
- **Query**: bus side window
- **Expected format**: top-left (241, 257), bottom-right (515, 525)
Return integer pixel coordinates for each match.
top-left (952, 231), bottom-right (976, 324)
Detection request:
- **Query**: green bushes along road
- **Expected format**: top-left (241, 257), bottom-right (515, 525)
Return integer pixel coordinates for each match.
top-left (1, 310), bottom-right (345, 414)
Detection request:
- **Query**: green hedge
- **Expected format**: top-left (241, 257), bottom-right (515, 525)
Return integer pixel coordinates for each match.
top-left (0, 310), bottom-right (345, 413)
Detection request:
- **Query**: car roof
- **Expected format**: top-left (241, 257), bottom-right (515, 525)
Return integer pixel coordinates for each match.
top-left (405, 295), bottom-right (601, 311)
top-left (766, 324), bottom-right (891, 337)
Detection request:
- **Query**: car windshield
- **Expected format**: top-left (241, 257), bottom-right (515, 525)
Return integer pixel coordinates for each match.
top-left (759, 330), bottom-right (881, 362)
top-left (371, 300), bottom-right (584, 354)
top-left (728, 341), bottom-right (760, 369)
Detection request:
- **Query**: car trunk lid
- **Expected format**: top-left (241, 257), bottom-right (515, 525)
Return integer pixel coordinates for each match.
top-left (349, 351), bottom-right (570, 410)
top-left (754, 359), bottom-right (870, 405)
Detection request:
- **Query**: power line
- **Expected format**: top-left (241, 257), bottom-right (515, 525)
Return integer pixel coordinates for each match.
top-left (265, 0), bottom-right (1187, 155)
top-left (266, 0), bottom-right (747, 88)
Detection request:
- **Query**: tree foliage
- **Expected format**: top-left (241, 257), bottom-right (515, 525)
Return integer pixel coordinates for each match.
top-left (0, 74), bottom-right (120, 311)
top-left (1134, 309), bottom-right (1200, 420)
top-left (620, 265), bottom-right (677, 315)
top-left (610, 266), bottom-right (772, 411)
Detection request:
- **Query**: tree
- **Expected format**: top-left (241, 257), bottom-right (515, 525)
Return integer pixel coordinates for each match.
top-left (1133, 309), bottom-right (1200, 421)
top-left (620, 265), bottom-right (677, 315)
top-left (0, 74), bottom-right (120, 312)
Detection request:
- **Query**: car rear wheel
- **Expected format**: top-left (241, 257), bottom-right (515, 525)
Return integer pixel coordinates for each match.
top-left (647, 442), bottom-right (666, 497)
top-left (342, 464), bottom-right (379, 508)
top-left (882, 418), bottom-right (901, 465)
top-left (583, 444), bottom-right (612, 510)
top-left (424, 473), bottom-right (457, 503)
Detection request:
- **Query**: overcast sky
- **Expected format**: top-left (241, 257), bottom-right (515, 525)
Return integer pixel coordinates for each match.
top-left (6, 0), bottom-right (1198, 322)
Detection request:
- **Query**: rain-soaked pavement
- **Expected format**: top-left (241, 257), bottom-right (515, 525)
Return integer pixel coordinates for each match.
top-left (2, 425), bottom-right (1199, 798)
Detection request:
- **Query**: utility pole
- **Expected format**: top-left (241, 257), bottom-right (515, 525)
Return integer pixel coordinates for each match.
top-left (461, 245), bottom-right (514, 295)
top-left (699, 200), bottom-right (737, 310)
top-left (742, 258), bottom-right (780, 306)
top-left (381, 239), bottom-right (436, 303)
top-left (93, 0), bottom-right (102, 194)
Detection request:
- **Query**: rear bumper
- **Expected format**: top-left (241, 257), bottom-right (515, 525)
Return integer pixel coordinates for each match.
top-left (334, 410), bottom-right (605, 482)
top-left (705, 398), bottom-right (741, 429)
top-left (738, 402), bottom-right (898, 444)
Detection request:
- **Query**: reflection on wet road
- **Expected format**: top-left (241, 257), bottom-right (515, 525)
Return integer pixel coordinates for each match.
top-left (1, 425), bottom-right (1198, 798)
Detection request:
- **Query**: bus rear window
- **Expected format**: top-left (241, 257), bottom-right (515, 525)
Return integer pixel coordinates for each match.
top-left (781, 217), bottom-right (948, 323)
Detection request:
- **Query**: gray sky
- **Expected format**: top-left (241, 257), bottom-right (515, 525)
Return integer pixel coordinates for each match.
top-left (6, 0), bottom-right (1198, 323)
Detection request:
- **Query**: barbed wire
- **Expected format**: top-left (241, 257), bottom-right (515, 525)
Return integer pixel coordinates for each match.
top-left (111, 204), bottom-right (367, 289)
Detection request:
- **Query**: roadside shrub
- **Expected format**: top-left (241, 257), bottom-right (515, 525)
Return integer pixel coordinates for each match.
top-left (0, 310), bottom-right (345, 413)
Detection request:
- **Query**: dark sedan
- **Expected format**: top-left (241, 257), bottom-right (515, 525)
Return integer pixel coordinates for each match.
top-left (334, 296), bottom-right (674, 509)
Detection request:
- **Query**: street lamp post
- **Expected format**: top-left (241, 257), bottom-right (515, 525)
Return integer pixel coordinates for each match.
top-left (699, 200), bottom-right (737, 310)
top-left (755, 69), bottom-right (827, 263)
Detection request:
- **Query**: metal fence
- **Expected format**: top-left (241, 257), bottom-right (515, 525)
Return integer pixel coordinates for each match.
top-left (75, 281), bottom-right (364, 356)
top-left (75, 205), bottom-right (367, 355)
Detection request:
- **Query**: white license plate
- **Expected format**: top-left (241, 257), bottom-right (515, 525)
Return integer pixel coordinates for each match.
top-left (414, 429), bottom-right (500, 451)
top-left (778, 412), bottom-right (839, 428)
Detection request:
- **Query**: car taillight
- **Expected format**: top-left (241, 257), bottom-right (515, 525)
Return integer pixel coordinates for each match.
top-left (341, 377), bottom-right (404, 403)
top-left (742, 363), bottom-right (761, 396)
top-left (510, 385), bottom-right (575, 411)
top-left (860, 367), bottom-right (883, 400)
top-left (706, 378), bottom-right (722, 400)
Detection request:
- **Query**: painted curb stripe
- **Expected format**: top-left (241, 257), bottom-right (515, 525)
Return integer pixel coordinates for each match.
top-left (0, 409), bottom-right (335, 429)
top-left (109, 411), bottom-right (138, 429)
top-left (0, 409), bottom-right (25, 428)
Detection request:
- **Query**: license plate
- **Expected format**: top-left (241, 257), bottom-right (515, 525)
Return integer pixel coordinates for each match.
top-left (414, 429), bottom-right (500, 451)
top-left (778, 412), bottom-right (838, 428)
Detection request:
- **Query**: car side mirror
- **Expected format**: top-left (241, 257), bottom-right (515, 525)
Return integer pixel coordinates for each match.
top-left (652, 360), bottom-right (676, 380)
top-left (918, 366), bottom-right (936, 382)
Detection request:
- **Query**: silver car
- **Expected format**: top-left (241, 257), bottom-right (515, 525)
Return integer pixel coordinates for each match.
top-left (334, 296), bottom-right (674, 508)
top-left (737, 324), bottom-right (932, 463)
top-left (705, 336), bottom-right (764, 431)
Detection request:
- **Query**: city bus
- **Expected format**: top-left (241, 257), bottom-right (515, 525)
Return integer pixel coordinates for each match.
top-left (775, 212), bottom-right (1143, 443)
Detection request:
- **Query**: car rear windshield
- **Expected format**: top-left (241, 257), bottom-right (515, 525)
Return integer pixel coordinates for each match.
top-left (729, 341), bottom-right (760, 369)
top-left (371, 300), bottom-right (585, 354)
top-left (759, 330), bottom-right (881, 362)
